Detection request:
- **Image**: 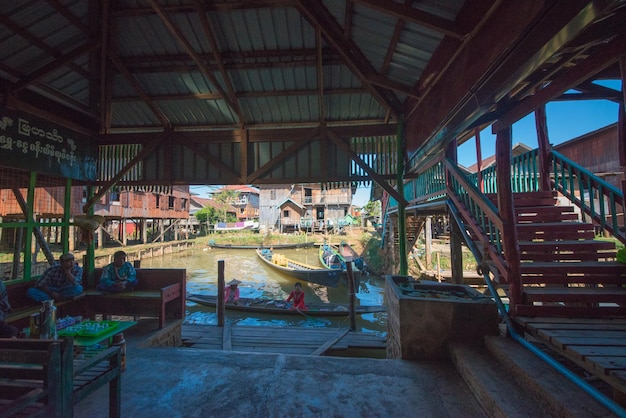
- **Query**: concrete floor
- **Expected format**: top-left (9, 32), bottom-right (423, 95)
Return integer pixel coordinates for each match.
top-left (74, 320), bottom-right (487, 418)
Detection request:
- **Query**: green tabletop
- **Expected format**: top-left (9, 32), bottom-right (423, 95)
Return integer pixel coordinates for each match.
top-left (59, 320), bottom-right (137, 347)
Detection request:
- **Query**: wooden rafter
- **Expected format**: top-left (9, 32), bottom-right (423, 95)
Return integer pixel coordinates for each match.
top-left (106, 52), bottom-right (171, 128)
top-left (193, 0), bottom-right (245, 127)
top-left (247, 127), bottom-right (321, 183)
top-left (326, 129), bottom-right (407, 206)
top-left (350, 0), bottom-right (465, 39)
top-left (296, 0), bottom-right (404, 117)
top-left (148, 0), bottom-right (244, 124)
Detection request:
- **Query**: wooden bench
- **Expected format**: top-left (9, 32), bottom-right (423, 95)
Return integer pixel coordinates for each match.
top-left (85, 268), bottom-right (186, 329)
top-left (4, 280), bottom-right (84, 330)
top-left (0, 337), bottom-right (122, 418)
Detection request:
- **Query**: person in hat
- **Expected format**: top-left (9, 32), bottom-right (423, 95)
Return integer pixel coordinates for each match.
top-left (285, 282), bottom-right (307, 311)
top-left (225, 279), bottom-right (241, 304)
top-left (27, 253), bottom-right (83, 301)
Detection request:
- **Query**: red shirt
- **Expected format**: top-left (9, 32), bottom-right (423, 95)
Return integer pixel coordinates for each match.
top-left (286, 289), bottom-right (307, 310)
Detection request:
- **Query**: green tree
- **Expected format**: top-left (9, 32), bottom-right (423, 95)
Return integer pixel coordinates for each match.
top-left (211, 190), bottom-right (240, 222)
top-left (363, 200), bottom-right (381, 218)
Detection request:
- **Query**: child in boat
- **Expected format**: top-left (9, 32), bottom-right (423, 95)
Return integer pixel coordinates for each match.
top-left (225, 279), bottom-right (241, 304)
top-left (285, 282), bottom-right (307, 310)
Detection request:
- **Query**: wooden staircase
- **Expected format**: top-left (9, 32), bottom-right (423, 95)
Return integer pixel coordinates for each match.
top-left (501, 191), bottom-right (626, 317)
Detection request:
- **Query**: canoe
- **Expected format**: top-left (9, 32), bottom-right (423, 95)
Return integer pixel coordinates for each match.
top-left (256, 248), bottom-right (341, 287)
top-left (207, 241), bottom-right (315, 250)
top-left (319, 243), bottom-right (362, 286)
top-left (338, 241), bottom-right (367, 272)
top-left (187, 293), bottom-right (386, 317)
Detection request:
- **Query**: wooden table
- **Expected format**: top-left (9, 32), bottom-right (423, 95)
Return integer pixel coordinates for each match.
top-left (58, 320), bottom-right (136, 347)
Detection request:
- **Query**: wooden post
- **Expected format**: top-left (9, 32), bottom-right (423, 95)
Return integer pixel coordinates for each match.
top-left (346, 262), bottom-right (356, 331)
top-left (217, 260), bottom-right (225, 327)
top-left (495, 125), bottom-right (521, 312)
top-left (474, 127), bottom-right (484, 193)
top-left (450, 219), bottom-right (463, 284)
top-left (425, 216), bottom-right (432, 269)
top-left (535, 104), bottom-right (551, 191)
top-left (619, 57), bottom-right (626, 199)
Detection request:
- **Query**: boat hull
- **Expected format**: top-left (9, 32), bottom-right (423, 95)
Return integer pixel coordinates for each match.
top-left (256, 249), bottom-right (341, 287)
top-left (208, 242), bottom-right (315, 250)
top-left (187, 294), bottom-right (385, 317)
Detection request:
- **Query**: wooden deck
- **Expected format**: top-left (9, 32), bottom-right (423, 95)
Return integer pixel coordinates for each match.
top-left (181, 323), bottom-right (386, 356)
top-left (514, 317), bottom-right (626, 399)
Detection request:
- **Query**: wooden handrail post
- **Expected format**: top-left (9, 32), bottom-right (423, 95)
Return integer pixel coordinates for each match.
top-left (217, 260), bottom-right (225, 327)
top-left (346, 262), bottom-right (356, 331)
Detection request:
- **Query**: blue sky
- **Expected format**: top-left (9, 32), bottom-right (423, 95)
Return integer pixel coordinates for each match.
top-left (457, 81), bottom-right (622, 167)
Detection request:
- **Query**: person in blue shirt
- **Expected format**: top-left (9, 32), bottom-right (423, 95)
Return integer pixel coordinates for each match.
top-left (27, 252), bottom-right (83, 301)
top-left (97, 250), bottom-right (137, 292)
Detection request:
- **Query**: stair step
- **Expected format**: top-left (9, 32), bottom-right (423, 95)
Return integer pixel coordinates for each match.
top-left (523, 286), bottom-right (626, 304)
top-left (448, 342), bottom-right (547, 418)
top-left (514, 304), bottom-right (626, 318)
top-left (515, 205), bottom-right (578, 224)
top-left (516, 222), bottom-right (596, 240)
top-left (487, 191), bottom-right (557, 207)
top-left (483, 336), bottom-right (613, 417)
top-left (518, 240), bottom-right (615, 251)
top-left (520, 261), bottom-right (626, 285)
top-left (519, 240), bottom-right (616, 262)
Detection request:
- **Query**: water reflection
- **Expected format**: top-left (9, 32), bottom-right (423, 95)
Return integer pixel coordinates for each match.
top-left (140, 245), bottom-right (387, 335)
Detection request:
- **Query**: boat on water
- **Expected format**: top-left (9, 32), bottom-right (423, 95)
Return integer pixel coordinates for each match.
top-left (187, 293), bottom-right (386, 317)
top-left (338, 241), bottom-right (368, 272)
top-left (255, 248), bottom-right (341, 287)
top-left (319, 243), bottom-right (363, 286)
top-left (207, 241), bottom-right (315, 250)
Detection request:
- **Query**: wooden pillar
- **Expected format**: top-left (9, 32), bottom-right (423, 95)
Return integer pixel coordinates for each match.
top-left (424, 216), bottom-right (432, 269)
top-left (347, 262), bottom-right (356, 331)
top-left (495, 125), bottom-right (521, 311)
top-left (446, 137), bottom-right (464, 282)
top-left (142, 219), bottom-right (148, 244)
top-left (450, 219), bottom-right (463, 284)
top-left (535, 104), bottom-right (551, 191)
top-left (97, 227), bottom-right (104, 249)
top-left (160, 218), bottom-right (165, 242)
top-left (217, 260), bottom-right (225, 327)
top-left (396, 116), bottom-right (408, 276)
top-left (474, 127), bottom-right (484, 193)
top-left (63, 178), bottom-right (72, 253)
top-left (619, 56), bottom-right (626, 200)
top-left (122, 218), bottom-right (127, 246)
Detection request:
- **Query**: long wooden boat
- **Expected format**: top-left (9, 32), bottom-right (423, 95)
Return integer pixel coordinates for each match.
top-left (255, 248), bottom-right (341, 287)
top-left (187, 293), bottom-right (386, 317)
top-left (208, 241), bottom-right (315, 250)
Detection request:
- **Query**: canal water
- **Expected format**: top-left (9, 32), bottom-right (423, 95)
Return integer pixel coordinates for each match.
top-left (139, 245), bottom-right (387, 336)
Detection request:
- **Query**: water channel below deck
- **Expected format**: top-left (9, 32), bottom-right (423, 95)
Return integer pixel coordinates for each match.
top-left (139, 244), bottom-right (387, 335)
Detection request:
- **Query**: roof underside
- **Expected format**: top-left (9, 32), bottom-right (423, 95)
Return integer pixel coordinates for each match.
top-left (0, 0), bottom-right (624, 185)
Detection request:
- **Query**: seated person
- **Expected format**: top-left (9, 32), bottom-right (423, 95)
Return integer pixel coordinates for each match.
top-left (0, 280), bottom-right (18, 338)
top-left (225, 279), bottom-right (241, 304)
top-left (97, 250), bottom-right (137, 292)
top-left (27, 253), bottom-right (83, 302)
top-left (285, 282), bottom-right (307, 311)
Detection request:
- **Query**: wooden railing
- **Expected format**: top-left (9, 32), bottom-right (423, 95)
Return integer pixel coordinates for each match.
top-left (470, 148), bottom-right (541, 193)
top-left (443, 159), bottom-right (509, 282)
top-left (551, 150), bottom-right (626, 244)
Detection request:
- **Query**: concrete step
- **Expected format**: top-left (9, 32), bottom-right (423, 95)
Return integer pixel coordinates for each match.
top-left (449, 336), bottom-right (615, 418)
top-left (449, 341), bottom-right (547, 418)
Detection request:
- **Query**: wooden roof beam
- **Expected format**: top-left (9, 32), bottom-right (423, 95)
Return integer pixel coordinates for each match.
top-left (147, 0), bottom-right (244, 124)
top-left (296, 0), bottom-right (404, 117)
top-left (351, 0), bottom-right (465, 39)
top-left (193, 0), bottom-right (245, 128)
